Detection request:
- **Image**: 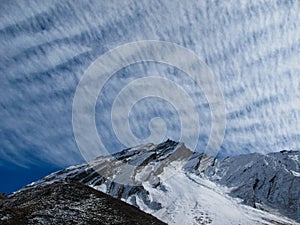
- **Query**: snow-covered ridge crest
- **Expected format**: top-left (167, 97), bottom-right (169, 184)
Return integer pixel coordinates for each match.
top-left (24, 140), bottom-right (192, 196)
top-left (23, 140), bottom-right (300, 224)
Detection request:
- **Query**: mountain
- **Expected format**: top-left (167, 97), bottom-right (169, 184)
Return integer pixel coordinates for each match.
top-left (19, 140), bottom-right (300, 225)
top-left (0, 180), bottom-right (166, 225)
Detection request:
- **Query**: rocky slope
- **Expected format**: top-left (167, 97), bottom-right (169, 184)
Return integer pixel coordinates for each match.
top-left (0, 180), bottom-right (166, 225)
top-left (21, 140), bottom-right (300, 225)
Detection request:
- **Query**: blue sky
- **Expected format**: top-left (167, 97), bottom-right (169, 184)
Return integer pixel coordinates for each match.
top-left (1, 0), bottom-right (300, 193)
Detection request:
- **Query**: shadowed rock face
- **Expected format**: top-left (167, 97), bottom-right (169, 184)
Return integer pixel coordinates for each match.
top-left (202, 150), bottom-right (300, 222)
top-left (0, 180), bottom-right (166, 225)
top-left (184, 148), bottom-right (300, 222)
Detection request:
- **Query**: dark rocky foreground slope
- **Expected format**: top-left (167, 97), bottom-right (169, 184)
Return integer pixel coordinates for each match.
top-left (0, 180), bottom-right (166, 225)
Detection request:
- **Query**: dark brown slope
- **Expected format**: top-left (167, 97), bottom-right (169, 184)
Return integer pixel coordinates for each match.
top-left (0, 180), bottom-right (167, 225)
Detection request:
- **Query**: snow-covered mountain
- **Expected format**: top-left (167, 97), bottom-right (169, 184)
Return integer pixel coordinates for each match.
top-left (22, 140), bottom-right (300, 225)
